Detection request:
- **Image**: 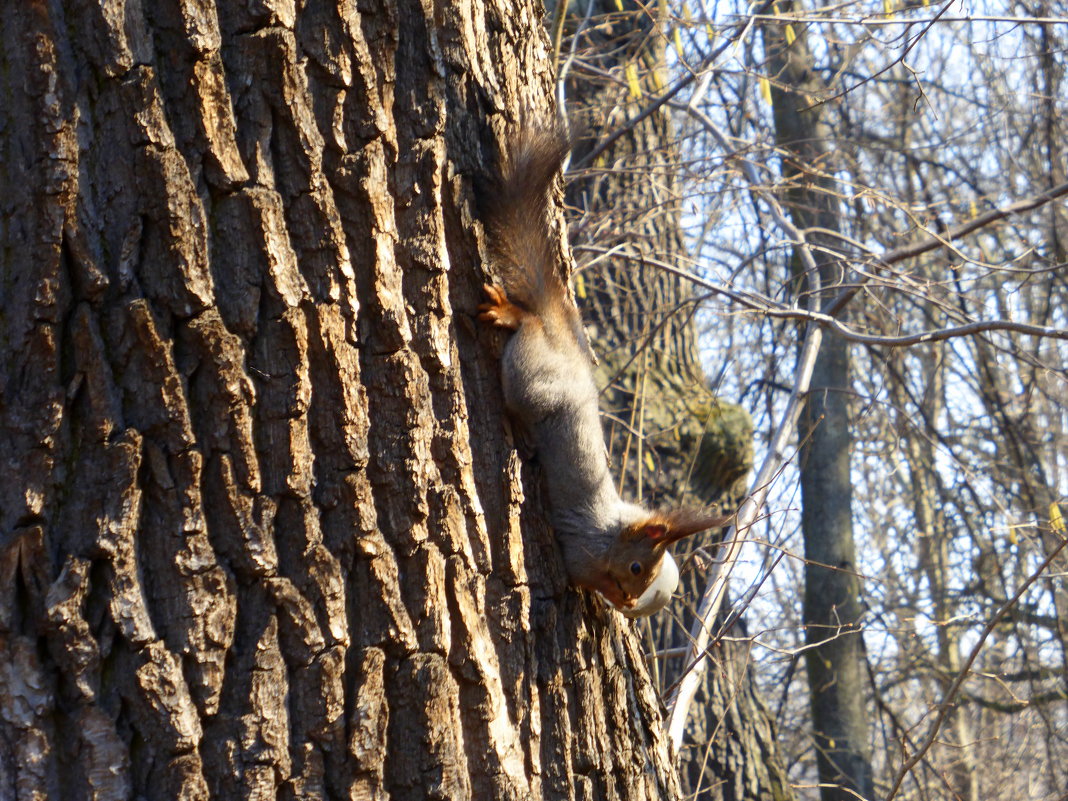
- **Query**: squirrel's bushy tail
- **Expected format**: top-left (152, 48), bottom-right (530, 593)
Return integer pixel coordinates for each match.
top-left (480, 121), bottom-right (571, 314)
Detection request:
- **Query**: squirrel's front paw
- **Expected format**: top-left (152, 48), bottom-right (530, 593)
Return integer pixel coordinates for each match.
top-left (478, 284), bottom-right (524, 330)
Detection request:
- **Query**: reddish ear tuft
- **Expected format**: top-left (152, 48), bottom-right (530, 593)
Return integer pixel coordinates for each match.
top-left (643, 523), bottom-right (669, 542)
top-left (658, 509), bottom-right (733, 545)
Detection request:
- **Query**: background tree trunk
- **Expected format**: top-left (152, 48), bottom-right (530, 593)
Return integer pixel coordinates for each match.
top-left (0, 2), bottom-right (682, 799)
top-left (557, 3), bottom-right (794, 799)
top-left (762, 6), bottom-right (874, 800)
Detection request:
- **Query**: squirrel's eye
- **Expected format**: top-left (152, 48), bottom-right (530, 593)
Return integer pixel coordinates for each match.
top-left (629, 561), bottom-right (642, 575)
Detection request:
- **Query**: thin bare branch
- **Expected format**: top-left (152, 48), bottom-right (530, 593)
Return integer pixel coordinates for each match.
top-left (666, 320), bottom-right (824, 749)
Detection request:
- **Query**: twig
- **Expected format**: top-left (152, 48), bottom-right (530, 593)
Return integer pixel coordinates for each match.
top-left (798, 1), bottom-right (955, 111)
top-left (571, 0), bottom-right (777, 171)
top-left (883, 534), bottom-right (1068, 801)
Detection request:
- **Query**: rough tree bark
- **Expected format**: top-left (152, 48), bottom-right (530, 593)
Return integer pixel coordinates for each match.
top-left (558, 3), bottom-right (795, 800)
top-left (0, 2), bottom-right (682, 799)
top-left (762, 5), bottom-right (875, 800)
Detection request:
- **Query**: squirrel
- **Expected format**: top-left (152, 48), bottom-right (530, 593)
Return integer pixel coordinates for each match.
top-left (478, 121), bottom-right (729, 617)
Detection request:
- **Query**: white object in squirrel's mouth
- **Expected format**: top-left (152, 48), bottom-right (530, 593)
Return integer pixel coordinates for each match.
top-left (619, 551), bottom-right (679, 618)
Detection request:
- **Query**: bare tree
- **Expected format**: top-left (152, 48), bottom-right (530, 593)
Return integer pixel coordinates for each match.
top-left (748, 5), bottom-right (876, 799)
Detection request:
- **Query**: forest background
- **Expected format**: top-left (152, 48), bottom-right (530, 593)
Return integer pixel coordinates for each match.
top-left (575, 1), bottom-right (1068, 799)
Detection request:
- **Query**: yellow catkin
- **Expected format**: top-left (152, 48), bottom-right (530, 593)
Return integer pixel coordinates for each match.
top-left (1050, 502), bottom-right (1066, 534)
top-left (625, 62), bottom-right (643, 98)
top-left (759, 75), bottom-right (772, 104)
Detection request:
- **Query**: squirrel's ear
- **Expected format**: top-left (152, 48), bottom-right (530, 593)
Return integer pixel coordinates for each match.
top-left (660, 511), bottom-right (733, 545)
top-left (626, 512), bottom-right (731, 546)
top-left (642, 522), bottom-right (670, 543)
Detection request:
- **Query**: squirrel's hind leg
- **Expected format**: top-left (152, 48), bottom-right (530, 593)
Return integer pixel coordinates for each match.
top-left (479, 284), bottom-right (527, 330)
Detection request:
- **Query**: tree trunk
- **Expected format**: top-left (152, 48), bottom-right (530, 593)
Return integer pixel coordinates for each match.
top-left (0, 2), bottom-right (681, 799)
top-left (761, 6), bottom-right (874, 800)
top-left (559, 4), bottom-right (794, 800)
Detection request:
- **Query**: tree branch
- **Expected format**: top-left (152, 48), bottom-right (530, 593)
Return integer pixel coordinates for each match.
top-left (824, 178), bottom-right (1068, 316)
top-left (574, 246), bottom-right (1068, 347)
